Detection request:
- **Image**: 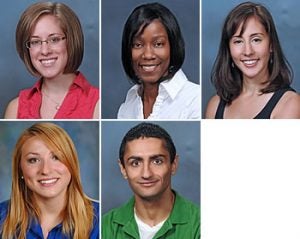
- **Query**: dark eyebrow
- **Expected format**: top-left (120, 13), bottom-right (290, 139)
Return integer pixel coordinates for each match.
top-left (232, 32), bottom-right (265, 38)
top-left (149, 154), bottom-right (166, 160)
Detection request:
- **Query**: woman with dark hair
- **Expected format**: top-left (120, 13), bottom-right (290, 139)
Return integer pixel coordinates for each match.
top-left (205, 1), bottom-right (300, 119)
top-left (118, 2), bottom-right (200, 119)
top-left (4, 2), bottom-right (99, 119)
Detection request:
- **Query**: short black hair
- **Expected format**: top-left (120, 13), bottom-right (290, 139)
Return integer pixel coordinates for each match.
top-left (119, 122), bottom-right (176, 166)
top-left (122, 2), bottom-right (185, 84)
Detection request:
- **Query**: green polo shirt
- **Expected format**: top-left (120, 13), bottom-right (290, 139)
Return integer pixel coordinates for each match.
top-left (102, 191), bottom-right (200, 239)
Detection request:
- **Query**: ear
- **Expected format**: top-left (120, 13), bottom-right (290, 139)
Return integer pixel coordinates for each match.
top-left (171, 155), bottom-right (179, 175)
top-left (118, 159), bottom-right (128, 179)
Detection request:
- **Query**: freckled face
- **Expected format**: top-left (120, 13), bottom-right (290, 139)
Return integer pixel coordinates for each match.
top-left (28, 14), bottom-right (68, 80)
top-left (229, 16), bottom-right (271, 81)
top-left (20, 137), bottom-right (71, 202)
top-left (131, 19), bottom-right (171, 84)
top-left (119, 137), bottom-right (178, 201)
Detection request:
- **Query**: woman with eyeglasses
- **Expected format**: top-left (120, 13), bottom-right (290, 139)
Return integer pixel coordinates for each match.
top-left (4, 2), bottom-right (99, 119)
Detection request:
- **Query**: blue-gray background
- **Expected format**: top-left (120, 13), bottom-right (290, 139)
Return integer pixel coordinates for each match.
top-left (0, 0), bottom-right (99, 118)
top-left (101, 121), bottom-right (200, 214)
top-left (0, 121), bottom-right (99, 202)
top-left (202, 0), bottom-right (300, 117)
top-left (102, 0), bottom-right (200, 119)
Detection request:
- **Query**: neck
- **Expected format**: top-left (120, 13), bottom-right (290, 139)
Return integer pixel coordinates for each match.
top-left (42, 73), bottom-right (76, 94)
top-left (142, 83), bottom-right (159, 102)
top-left (134, 190), bottom-right (175, 226)
top-left (36, 197), bottom-right (66, 239)
top-left (242, 71), bottom-right (269, 95)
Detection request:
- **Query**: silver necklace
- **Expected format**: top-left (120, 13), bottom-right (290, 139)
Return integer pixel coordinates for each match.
top-left (42, 90), bottom-right (61, 110)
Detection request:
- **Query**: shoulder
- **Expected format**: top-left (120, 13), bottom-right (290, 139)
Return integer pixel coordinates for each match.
top-left (103, 198), bottom-right (134, 224)
top-left (4, 97), bottom-right (19, 119)
top-left (205, 94), bottom-right (220, 119)
top-left (272, 90), bottom-right (300, 119)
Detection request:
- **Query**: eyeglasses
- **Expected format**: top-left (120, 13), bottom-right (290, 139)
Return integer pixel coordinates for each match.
top-left (25, 36), bottom-right (66, 49)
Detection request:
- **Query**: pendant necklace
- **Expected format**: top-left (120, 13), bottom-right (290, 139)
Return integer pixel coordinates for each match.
top-left (42, 89), bottom-right (61, 110)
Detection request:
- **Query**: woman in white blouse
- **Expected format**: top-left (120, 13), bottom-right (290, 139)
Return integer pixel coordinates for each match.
top-left (117, 2), bottom-right (200, 119)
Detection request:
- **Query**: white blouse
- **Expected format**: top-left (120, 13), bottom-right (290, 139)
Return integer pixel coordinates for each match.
top-left (117, 69), bottom-right (201, 119)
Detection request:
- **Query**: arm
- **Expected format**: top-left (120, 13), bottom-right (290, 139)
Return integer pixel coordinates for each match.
top-left (205, 95), bottom-right (220, 119)
top-left (93, 100), bottom-right (99, 119)
top-left (4, 97), bottom-right (18, 119)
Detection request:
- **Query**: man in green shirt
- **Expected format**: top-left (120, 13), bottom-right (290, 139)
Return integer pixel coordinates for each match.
top-left (102, 122), bottom-right (200, 239)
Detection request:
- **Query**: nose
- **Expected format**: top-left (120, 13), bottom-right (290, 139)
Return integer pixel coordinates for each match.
top-left (142, 45), bottom-right (155, 60)
top-left (40, 41), bottom-right (52, 55)
top-left (40, 158), bottom-right (51, 175)
top-left (141, 162), bottom-right (153, 179)
top-left (243, 41), bottom-right (254, 56)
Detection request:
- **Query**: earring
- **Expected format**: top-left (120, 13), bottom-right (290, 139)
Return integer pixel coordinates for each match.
top-left (21, 176), bottom-right (24, 179)
top-left (168, 65), bottom-right (174, 73)
top-left (231, 62), bottom-right (235, 68)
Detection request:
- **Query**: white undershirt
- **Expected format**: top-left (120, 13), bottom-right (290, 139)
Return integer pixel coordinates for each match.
top-left (134, 211), bottom-right (167, 239)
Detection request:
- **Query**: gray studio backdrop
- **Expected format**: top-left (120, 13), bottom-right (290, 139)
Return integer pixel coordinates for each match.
top-left (0, 0), bottom-right (99, 118)
top-left (202, 0), bottom-right (300, 117)
top-left (101, 121), bottom-right (200, 214)
top-left (0, 121), bottom-right (99, 202)
top-left (102, 0), bottom-right (200, 119)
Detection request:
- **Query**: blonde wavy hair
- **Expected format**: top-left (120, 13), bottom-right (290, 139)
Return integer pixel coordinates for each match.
top-left (1, 122), bottom-right (94, 239)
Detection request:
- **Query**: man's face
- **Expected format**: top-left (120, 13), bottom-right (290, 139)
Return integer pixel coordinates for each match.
top-left (119, 137), bottom-right (178, 201)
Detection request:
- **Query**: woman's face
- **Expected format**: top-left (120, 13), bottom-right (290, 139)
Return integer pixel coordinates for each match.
top-left (20, 137), bottom-right (71, 202)
top-left (131, 19), bottom-right (170, 84)
top-left (229, 16), bottom-right (271, 82)
top-left (28, 14), bottom-right (68, 80)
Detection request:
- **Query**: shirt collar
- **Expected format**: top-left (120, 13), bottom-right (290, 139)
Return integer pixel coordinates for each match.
top-left (127, 69), bottom-right (187, 100)
top-left (26, 71), bottom-right (90, 99)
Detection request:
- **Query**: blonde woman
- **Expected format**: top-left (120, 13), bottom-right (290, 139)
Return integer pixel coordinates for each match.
top-left (0, 123), bottom-right (99, 238)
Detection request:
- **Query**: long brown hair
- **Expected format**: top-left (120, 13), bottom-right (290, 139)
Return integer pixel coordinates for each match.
top-left (212, 1), bottom-right (293, 103)
top-left (1, 123), bottom-right (94, 239)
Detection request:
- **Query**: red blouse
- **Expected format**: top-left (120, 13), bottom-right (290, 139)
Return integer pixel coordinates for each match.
top-left (17, 72), bottom-right (99, 119)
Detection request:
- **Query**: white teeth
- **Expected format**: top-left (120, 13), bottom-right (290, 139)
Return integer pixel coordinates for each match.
top-left (40, 179), bottom-right (58, 184)
top-left (142, 65), bottom-right (156, 72)
top-left (40, 59), bottom-right (56, 66)
top-left (243, 60), bottom-right (257, 65)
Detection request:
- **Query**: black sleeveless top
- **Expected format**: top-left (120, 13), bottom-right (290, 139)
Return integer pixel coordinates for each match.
top-left (215, 87), bottom-right (295, 119)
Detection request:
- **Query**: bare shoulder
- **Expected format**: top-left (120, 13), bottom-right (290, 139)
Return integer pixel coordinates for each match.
top-left (4, 97), bottom-right (19, 119)
top-left (205, 94), bottom-right (220, 119)
top-left (272, 91), bottom-right (300, 119)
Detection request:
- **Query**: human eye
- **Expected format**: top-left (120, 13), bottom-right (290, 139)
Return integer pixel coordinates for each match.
top-left (132, 41), bottom-right (143, 49)
top-left (49, 36), bottom-right (62, 44)
top-left (252, 37), bottom-right (262, 44)
top-left (152, 157), bottom-right (163, 165)
top-left (232, 38), bottom-right (243, 45)
top-left (27, 157), bottom-right (40, 164)
top-left (51, 153), bottom-right (59, 161)
top-left (154, 41), bottom-right (164, 48)
top-left (29, 39), bottom-right (42, 47)
top-left (129, 159), bottom-right (141, 167)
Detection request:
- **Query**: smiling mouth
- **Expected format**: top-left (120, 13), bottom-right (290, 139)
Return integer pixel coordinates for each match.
top-left (39, 178), bottom-right (58, 186)
top-left (139, 64), bottom-right (160, 72)
top-left (242, 59), bottom-right (258, 67)
top-left (139, 180), bottom-right (158, 187)
top-left (40, 58), bottom-right (57, 67)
